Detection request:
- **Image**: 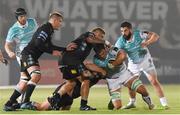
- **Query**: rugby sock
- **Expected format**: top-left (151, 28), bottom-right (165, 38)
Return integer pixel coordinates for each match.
top-left (129, 98), bottom-right (136, 104)
top-left (10, 90), bottom-right (21, 102)
top-left (160, 97), bottom-right (168, 106)
top-left (23, 84), bottom-right (36, 102)
top-left (81, 99), bottom-right (87, 107)
top-left (142, 96), bottom-right (153, 105)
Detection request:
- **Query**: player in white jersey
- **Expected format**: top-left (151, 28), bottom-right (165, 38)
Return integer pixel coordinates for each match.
top-left (5, 8), bottom-right (38, 64)
top-left (4, 8), bottom-right (38, 103)
top-left (115, 21), bottom-right (168, 109)
top-left (93, 46), bottom-right (154, 110)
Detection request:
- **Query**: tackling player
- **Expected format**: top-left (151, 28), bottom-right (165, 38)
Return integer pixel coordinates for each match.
top-left (50, 27), bottom-right (110, 111)
top-left (93, 46), bottom-right (154, 110)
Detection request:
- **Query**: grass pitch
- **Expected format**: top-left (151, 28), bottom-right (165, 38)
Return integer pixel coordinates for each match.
top-left (0, 84), bottom-right (180, 114)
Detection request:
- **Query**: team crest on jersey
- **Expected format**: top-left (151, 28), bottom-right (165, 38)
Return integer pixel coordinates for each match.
top-left (71, 69), bottom-right (77, 74)
top-left (23, 62), bottom-right (27, 67)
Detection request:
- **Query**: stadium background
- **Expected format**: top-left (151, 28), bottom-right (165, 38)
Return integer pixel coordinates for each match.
top-left (0, 0), bottom-right (180, 86)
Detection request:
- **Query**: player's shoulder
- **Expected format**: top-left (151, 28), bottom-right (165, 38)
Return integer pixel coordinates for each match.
top-left (8, 22), bottom-right (19, 33)
top-left (133, 28), bottom-right (141, 33)
top-left (117, 36), bottom-right (125, 43)
top-left (27, 18), bottom-right (37, 24)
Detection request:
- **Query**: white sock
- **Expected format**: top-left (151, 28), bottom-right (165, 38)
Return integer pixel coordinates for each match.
top-left (160, 97), bottom-right (168, 106)
top-left (129, 98), bottom-right (136, 104)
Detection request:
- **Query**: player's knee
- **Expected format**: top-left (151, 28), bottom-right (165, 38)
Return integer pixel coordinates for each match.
top-left (20, 75), bottom-right (30, 83)
top-left (29, 70), bottom-right (41, 83)
top-left (150, 78), bottom-right (160, 86)
top-left (131, 78), bottom-right (143, 91)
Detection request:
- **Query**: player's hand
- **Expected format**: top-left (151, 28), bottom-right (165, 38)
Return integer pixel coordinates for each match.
top-left (52, 50), bottom-right (62, 56)
top-left (8, 52), bottom-right (16, 59)
top-left (104, 40), bottom-right (112, 48)
top-left (141, 41), bottom-right (149, 48)
top-left (66, 42), bottom-right (77, 51)
top-left (101, 70), bottom-right (107, 76)
top-left (2, 58), bottom-right (8, 65)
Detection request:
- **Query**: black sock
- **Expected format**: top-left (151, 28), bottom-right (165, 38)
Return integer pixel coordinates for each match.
top-left (23, 84), bottom-right (36, 103)
top-left (10, 90), bottom-right (21, 102)
top-left (81, 99), bottom-right (87, 107)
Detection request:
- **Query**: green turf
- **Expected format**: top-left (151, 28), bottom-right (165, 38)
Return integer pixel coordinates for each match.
top-left (0, 84), bottom-right (180, 114)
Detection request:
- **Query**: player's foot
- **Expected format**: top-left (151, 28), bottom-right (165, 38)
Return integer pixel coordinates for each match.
top-left (148, 104), bottom-right (155, 110)
top-left (80, 105), bottom-right (96, 111)
top-left (20, 102), bottom-right (36, 110)
top-left (108, 100), bottom-right (114, 110)
top-left (3, 100), bottom-right (18, 111)
top-left (122, 102), bottom-right (136, 109)
top-left (155, 105), bottom-right (170, 110)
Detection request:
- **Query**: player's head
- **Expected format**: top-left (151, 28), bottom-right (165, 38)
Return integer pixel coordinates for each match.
top-left (94, 44), bottom-right (108, 60)
top-left (15, 8), bottom-right (27, 25)
top-left (120, 21), bottom-right (133, 40)
top-left (91, 27), bottom-right (106, 40)
top-left (49, 11), bottom-right (63, 30)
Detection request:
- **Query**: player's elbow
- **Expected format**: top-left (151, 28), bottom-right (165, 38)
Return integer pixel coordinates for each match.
top-left (152, 32), bottom-right (160, 41)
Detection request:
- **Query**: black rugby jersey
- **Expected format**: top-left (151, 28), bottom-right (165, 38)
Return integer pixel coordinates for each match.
top-left (61, 32), bottom-right (95, 65)
top-left (22, 22), bottom-right (66, 59)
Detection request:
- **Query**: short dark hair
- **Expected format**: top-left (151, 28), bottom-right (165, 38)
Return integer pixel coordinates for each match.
top-left (91, 27), bottom-right (105, 35)
top-left (15, 8), bottom-right (27, 19)
top-left (120, 21), bottom-right (132, 29)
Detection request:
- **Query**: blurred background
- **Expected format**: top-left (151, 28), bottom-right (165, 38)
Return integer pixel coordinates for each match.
top-left (0, 0), bottom-right (180, 86)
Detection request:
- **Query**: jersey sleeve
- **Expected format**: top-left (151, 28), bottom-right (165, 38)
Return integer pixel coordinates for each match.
top-left (114, 37), bottom-right (124, 49)
top-left (35, 26), bottom-right (66, 54)
top-left (35, 25), bottom-right (53, 53)
top-left (93, 57), bottom-right (107, 68)
top-left (32, 18), bottom-right (39, 30)
top-left (6, 28), bottom-right (16, 43)
top-left (139, 30), bottom-right (149, 39)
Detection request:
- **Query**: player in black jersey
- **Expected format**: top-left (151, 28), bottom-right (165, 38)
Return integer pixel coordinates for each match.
top-left (3, 11), bottom-right (76, 111)
top-left (22, 69), bottom-right (105, 110)
top-left (9, 61), bottom-right (106, 111)
top-left (53, 27), bottom-right (111, 111)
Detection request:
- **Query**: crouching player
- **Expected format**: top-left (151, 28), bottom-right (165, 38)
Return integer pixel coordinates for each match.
top-left (20, 62), bottom-right (105, 110)
top-left (93, 46), bottom-right (155, 110)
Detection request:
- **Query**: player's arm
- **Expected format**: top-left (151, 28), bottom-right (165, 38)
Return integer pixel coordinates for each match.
top-left (5, 28), bottom-right (17, 59)
top-left (4, 42), bottom-right (16, 59)
top-left (86, 32), bottom-right (111, 47)
top-left (85, 62), bottom-right (107, 76)
top-left (141, 31), bottom-right (159, 47)
top-left (111, 50), bottom-right (127, 67)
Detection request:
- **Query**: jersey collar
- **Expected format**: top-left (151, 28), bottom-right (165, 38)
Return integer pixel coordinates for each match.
top-left (17, 20), bottom-right (28, 28)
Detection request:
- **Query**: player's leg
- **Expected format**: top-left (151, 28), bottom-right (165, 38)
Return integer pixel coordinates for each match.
top-left (80, 69), bottom-right (96, 110)
top-left (122, 89), bottom-right (136, 109)
top-left (3, 71), bottom-right (29, 111)
top-left (20, 54), bottom-right (41, 105)
top-left (16, 56), bottom-right (26, 103)
top-left (21, 65), bottom-right (41, 104)
top-left (125, 77), bottom-right (154, 110)
top-left (144, 69), bottom-right (169, 109)
top-left (141, 54), bottom-right (168, 109)
top-left (123, 62), bottom-right (139, 109)
top-left (109, 89), bottom-right (122, 110)
top-left (106, 74), bottom-right (123, 110)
